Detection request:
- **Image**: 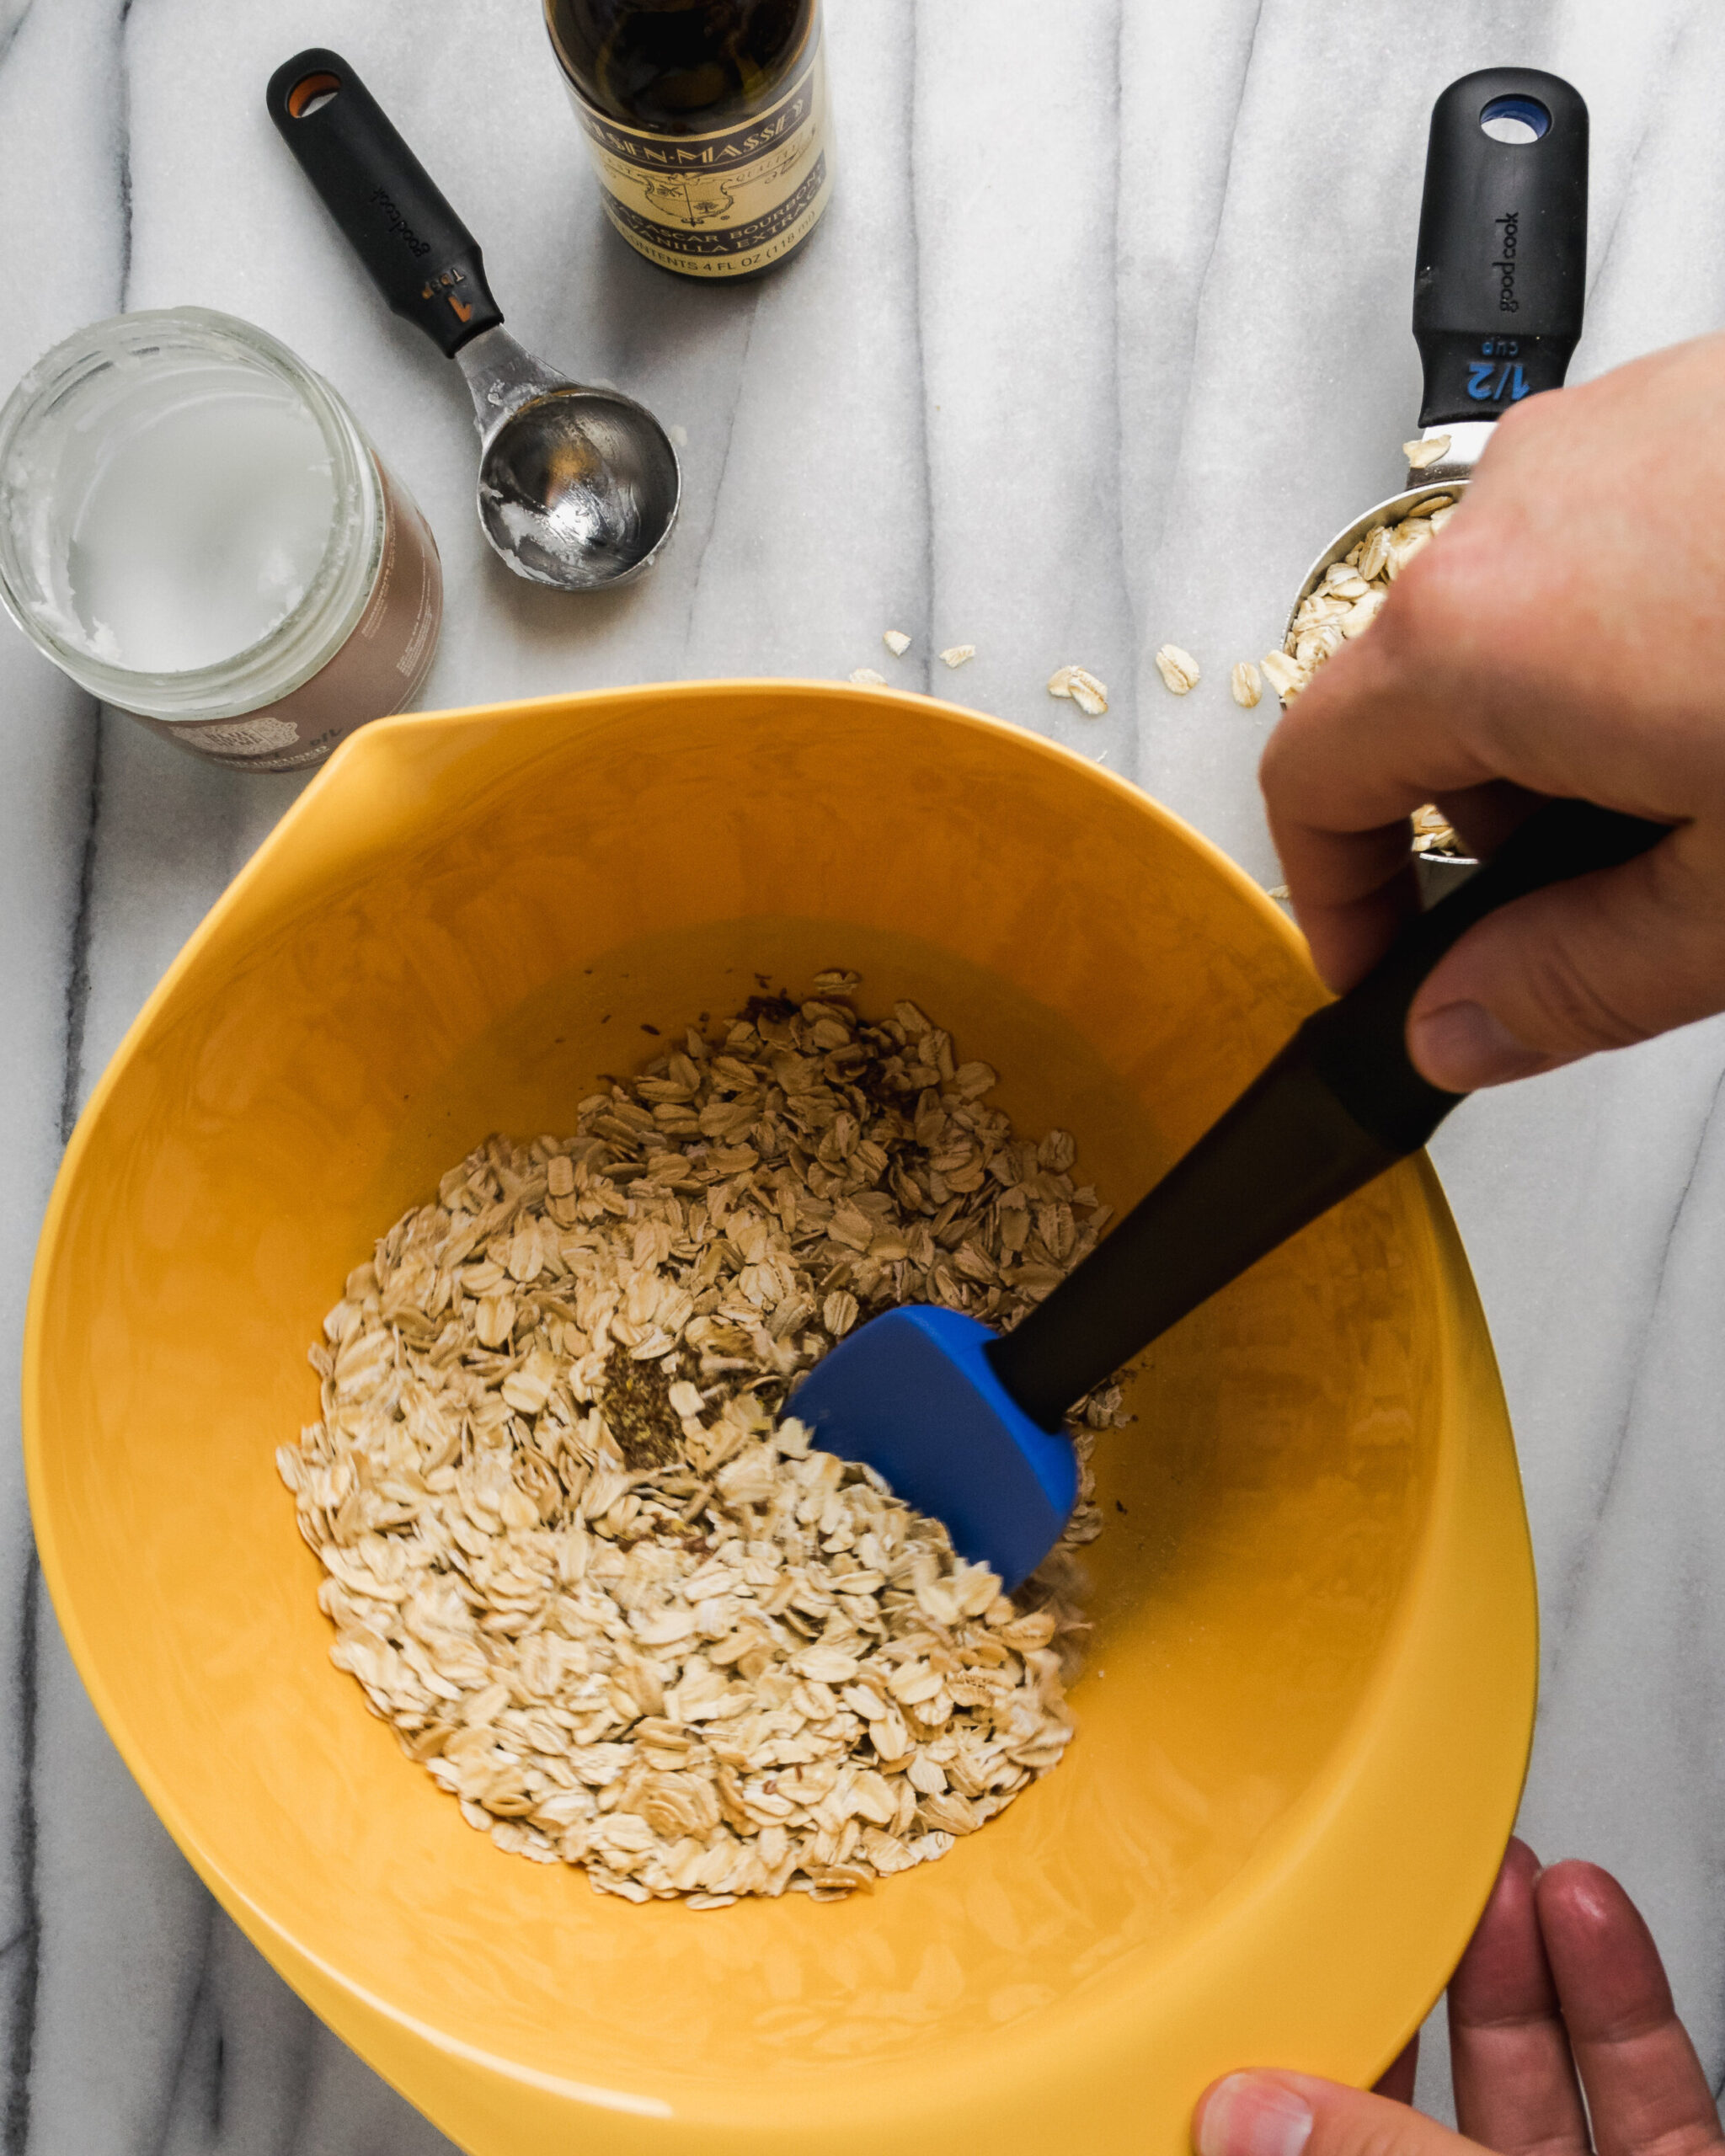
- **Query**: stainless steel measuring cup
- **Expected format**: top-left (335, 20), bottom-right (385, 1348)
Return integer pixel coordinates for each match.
top-left (1285, 67), bottom-right (1589, 899)
top-left (267, 50), bottom-right (681, 592)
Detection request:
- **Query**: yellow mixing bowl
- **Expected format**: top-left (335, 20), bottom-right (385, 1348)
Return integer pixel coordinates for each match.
top-left (24, 682), bottom-right (1534, 2156)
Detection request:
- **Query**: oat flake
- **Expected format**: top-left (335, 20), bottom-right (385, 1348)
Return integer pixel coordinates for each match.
top-left (1048, 665), bottom-right (1108, 716)
top-left (1154, 646), bottom-right (1200, 696)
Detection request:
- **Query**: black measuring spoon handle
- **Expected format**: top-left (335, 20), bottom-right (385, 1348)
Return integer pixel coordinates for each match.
top-left (266, 48), bottom-right (504, 358)
top-left (987, 798), bottom-right (1667, 1433)
top-left (1413, 67), bottom-right (1589, 424)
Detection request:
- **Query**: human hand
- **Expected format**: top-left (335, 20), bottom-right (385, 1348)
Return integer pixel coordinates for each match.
top-left (1260, 334), bottom-right (1725, 1091)
top-left (1193, 1838), bottom-right (1724, 2156)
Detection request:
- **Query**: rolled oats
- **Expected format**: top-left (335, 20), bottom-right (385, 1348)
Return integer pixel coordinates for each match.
top-left (1274, 493), bottom-right (1466, 858)
top-left (1047, 665), bottom-right (1108, 716)
top-left (286, 979), bottom-right (1120, 1908)
top-left (882, 630), bottom-right (911, 657)
top-left (849, 669), bottom-right (889, 687)
top-left (1153, 646), bottom-right (1200, 696)
top-left (939, 645), bottom-right (976, 669)
top-left (1412, 802), bottom-right (1464, 856)
top-left (1403, 434), bottom-right (1452, 470)
top-left (1230, 661), bottom-right (1263, 710)
top-left (1259, 648), bottom-right (1307, 702)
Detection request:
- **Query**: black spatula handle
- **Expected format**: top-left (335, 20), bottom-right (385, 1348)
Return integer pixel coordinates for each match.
top-left (1307, 799), bottom-right (1664, 1151)
top-left (1413, 67), bottom-right (1588, 424)
top-left (989, 798), bottom-right (1666, 1431)
top-left (266, 48), bottom-right (504, 357)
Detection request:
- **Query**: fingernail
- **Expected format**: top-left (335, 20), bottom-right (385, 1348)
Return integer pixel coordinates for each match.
top-left (1408, 1001), bottom-right (1548, 1090)
top-left (1199, 2074), bottom-right (1314, 2156)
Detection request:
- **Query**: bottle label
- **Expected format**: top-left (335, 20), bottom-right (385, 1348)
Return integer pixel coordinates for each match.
top-left (569, 29), bottom-right (831, 279)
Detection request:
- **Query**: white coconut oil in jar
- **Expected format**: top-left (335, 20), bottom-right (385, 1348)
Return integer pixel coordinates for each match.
top-left (0, 308), bottom-right (441, 771)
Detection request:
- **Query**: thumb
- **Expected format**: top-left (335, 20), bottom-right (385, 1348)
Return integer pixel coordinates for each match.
top-left (1195, 2071), bottom-right (1482, 2156)
top-left (1407, 829), bottom-right (1725, 1090)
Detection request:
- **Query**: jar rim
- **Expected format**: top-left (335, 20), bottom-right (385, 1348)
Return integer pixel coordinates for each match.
top-left (0, 307), bottom-right (383, 722)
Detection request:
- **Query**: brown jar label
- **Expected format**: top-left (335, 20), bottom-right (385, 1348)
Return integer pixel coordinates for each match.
top-left (134, 456), bottom-right (443, 773)
top-left (569, 29), bottom-right (830, 279)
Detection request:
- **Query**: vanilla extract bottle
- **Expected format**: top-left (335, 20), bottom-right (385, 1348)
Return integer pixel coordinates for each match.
top-left (544, 0), bottom-right (830, 280)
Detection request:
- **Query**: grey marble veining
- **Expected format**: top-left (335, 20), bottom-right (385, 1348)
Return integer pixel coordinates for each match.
top-left (5, 1), bottom-right (1725, 2147)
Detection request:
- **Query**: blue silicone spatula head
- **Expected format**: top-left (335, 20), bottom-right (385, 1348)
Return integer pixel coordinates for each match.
top-left (790, 801), bottom-right (1665, 1593)
top-left (788, 1306), bottom-right (1078, 1593)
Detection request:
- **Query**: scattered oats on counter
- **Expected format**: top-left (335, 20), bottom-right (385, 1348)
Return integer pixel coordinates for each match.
top-left (1230, 661), bottom-right (1263, 710)
top-left (849, 668), bottom-right (889, 686)
top-left (939, 644), bottom-right (975, 669)
top-left (882, 629), bottom-right (912, 657)
top-left (1154, 645), bottom-right (1200, 696)
top-left (284, 978), bottom-right (1119, 1908)
top-left (1047, 665), bottom-right (1108, 716)
top-left (1403, 433), bottom-right (1452, 470)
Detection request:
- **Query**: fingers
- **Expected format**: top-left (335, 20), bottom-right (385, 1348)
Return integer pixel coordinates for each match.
top-left (1260, 770), bottom-right (1550, 998)
top-left (1430, 782), bottom-right (1552, 864)
top-left (1268, 817), bottom-right (1421, 997)
top-left (1258, 534), bottom-right (1555, 993)
top-left (1194, 2070), bottom-right (1481, 2156)
top-left (1448, 1838), bottom-right (1589, 2156)
top-left (1538, 1860), bottom-right (1725, 2156)
top-left (1259, 638), bottom-right (1463, 992)
top-left (1192, 1854), bottom-right (1725, 2156)
top-left (1406, 824), bottom-right (1725, 1087)
top-left (1259, 367), bottom-right (1725, 1060)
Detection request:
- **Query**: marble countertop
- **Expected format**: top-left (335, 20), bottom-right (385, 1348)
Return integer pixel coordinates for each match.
top-left (5, 0), bottom-right (1725, 2146)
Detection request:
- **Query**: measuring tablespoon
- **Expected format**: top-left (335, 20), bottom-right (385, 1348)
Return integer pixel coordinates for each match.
top-left (267, 51), bottom-right (680, 591)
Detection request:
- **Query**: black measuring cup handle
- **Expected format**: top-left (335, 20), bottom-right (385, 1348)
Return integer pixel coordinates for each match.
top-left (987, 798), bottom-right (1667, 1431)
top-left (1413, 67), bottom-right (1589, 425)
top-left (266, 49), bottom-right (505, 359)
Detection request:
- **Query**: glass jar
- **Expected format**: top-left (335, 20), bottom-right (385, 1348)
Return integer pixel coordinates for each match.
top-left (0, 307), bottom-right (441, 772)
